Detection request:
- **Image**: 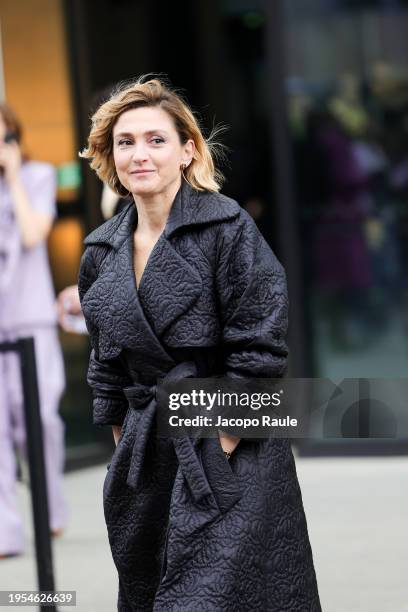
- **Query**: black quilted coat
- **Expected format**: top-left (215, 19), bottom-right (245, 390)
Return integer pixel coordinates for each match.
top-left (78, 180), bottom-right (321, 612)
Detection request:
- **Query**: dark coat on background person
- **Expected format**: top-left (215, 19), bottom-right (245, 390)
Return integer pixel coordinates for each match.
top-left (78, 180), bottom-right (321, 612)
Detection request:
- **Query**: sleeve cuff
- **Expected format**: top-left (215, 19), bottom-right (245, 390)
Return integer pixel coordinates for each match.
top-left (92, 395), bottom-right (129, 427)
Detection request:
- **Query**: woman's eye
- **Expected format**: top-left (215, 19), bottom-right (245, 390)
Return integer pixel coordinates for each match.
top-left (151, 137), bottom-right (165, 144)
top-left (118, 139), bottom-right (132, 146)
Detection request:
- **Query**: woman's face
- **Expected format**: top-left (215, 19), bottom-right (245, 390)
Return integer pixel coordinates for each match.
top-left (112, 106), bottom-right (194, 199)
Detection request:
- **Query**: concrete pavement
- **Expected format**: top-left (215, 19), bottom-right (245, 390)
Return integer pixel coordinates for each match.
top-left (297, 456), bottom-right (408, 612)
top-left (1, 455), bottom-right (407, 612)
top-left (0, 465), bottom-right (117, 612)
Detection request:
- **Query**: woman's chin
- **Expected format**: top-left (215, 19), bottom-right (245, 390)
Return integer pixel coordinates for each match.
top-left (128, 175), bottom-right (180, 199)
top-left (129, 184), bottom-right (158, 197)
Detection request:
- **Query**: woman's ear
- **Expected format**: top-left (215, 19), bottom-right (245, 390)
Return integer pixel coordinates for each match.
top-left (182, 139), bottom-right (195, 167)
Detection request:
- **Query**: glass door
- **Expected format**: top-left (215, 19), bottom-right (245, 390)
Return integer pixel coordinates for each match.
top-left (284, 0), bottom-right (408, 378)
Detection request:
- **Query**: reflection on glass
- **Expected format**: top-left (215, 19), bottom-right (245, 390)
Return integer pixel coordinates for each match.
top-left (286, 1), bottom-right (408, 377)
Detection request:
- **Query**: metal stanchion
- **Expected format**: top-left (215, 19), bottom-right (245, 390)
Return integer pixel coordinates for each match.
top-left (0, 338), bottom-right (57, 612)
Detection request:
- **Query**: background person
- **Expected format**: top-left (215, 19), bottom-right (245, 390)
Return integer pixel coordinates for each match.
top-left (0, 104), bottom-right (68, 558)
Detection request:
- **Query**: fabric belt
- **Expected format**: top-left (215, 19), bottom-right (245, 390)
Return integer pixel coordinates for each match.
top-left (123, 361), bottom-right (213, 503)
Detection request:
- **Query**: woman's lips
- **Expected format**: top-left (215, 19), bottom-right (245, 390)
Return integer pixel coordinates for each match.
top-left (131, 169), bottom-right (155, 174)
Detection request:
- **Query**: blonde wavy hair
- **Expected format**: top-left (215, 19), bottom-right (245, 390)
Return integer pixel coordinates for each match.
top-left (80, 76), bottom-right (226, 196)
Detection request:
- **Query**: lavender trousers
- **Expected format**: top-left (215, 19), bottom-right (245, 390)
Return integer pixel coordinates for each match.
top-left (0, 326), bottom-right (68, 555)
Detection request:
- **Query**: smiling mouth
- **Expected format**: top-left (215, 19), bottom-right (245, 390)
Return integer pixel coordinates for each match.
top-left (130, 170), bottom-right (155, 174)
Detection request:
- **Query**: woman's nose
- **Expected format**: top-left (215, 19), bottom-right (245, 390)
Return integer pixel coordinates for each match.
top-left (131, 142), bottom-right (149, 163)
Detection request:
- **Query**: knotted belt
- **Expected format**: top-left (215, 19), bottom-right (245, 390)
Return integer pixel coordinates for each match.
top-left (123, 361), bottom-right (213, 504)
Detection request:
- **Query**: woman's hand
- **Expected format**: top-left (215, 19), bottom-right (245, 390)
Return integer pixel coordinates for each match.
top-left (0, 140), bottom-right (21, 183)
top-left (57, 285), bottom-right (82, 317)
top-left (218, 432), bottom-right (240, 456)
top-left (56, 285), bottom-right (89, 334)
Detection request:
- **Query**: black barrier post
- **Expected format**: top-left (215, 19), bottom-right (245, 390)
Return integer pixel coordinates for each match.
top-left (0, 338), bottom-right (57, 612)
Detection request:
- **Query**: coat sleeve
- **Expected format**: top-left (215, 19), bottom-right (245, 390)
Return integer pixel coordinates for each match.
top-left (216, 208), bottom-right (289, 382)
top-left (78, 246), bottom-right (132, 427)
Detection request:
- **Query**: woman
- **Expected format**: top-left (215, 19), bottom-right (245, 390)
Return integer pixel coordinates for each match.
top-left (0, 104), bottom-right (67, 557)
top-left (78, 78), bottom-right (321, 611)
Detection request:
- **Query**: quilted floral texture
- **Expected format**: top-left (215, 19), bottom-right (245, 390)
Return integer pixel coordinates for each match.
top-left (78, 180), bottom-right (321, 611)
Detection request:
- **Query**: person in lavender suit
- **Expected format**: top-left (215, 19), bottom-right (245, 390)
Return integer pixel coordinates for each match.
top-left (0, 103), bottom-right (68, 558)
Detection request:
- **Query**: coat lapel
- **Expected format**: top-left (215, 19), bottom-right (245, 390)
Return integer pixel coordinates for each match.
top-left (81, 229), bottom-right (174, 366)
top-left (137, 236), bottom-right (202, 337)
top-left (82, 181), bottom-right (240, 359)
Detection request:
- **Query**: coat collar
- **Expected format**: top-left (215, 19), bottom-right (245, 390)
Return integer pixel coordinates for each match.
top-left (84, 180), bottom-right (241, 249)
